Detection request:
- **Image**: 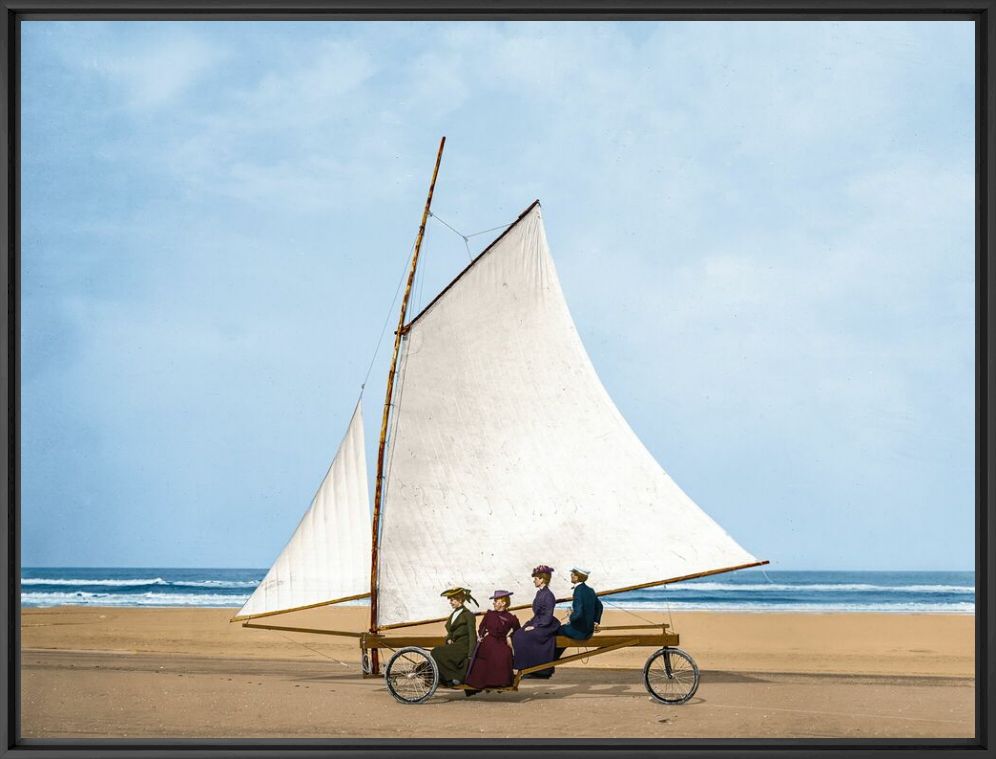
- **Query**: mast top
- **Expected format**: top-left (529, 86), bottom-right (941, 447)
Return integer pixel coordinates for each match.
top-left (403, 199), bottom-right (542, 334)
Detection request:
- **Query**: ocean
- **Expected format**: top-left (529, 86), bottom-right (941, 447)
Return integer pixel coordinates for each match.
top-left (20, 568), bottom-right (974, 613)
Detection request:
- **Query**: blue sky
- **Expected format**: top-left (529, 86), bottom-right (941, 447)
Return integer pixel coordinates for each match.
top-left (20, 20), bottom-right (974, 570)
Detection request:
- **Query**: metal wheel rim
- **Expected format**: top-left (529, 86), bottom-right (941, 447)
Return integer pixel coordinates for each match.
top-left (385, 647), bottom-right (438, 705)
top-left (643, 647), bottom-right (699, 704)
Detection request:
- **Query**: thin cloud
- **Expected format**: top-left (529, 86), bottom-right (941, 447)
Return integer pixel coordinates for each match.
top-left (20, 20), bottom-right (974, 569)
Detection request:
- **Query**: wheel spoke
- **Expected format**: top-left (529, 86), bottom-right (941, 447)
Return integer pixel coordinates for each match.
top-left (386, 647), bottom-right (439, 704)
top-left (644, 648), bottom-right (699, 704)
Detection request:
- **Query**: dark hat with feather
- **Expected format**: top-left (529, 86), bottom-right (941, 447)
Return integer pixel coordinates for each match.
top-left (440, 586), bottom-right (479, 606)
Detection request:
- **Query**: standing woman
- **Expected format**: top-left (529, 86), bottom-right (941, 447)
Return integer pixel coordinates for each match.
top-left (430, 587), bottom-right (479, 686)
top-left (465, 590), bottom-right (521, 693)
top-left (511, 565), bottom-right (558, 679)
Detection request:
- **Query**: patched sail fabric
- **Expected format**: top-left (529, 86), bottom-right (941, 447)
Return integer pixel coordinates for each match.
top-left (235, 402), bottom-right (371, 620)
top-left (375, 203), bottom-right (758, 627)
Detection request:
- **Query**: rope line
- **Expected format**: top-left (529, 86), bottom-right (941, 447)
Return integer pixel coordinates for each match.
top-left (377, 307), bottom-right (414, 552)
top-left (359, 237), bottom-right (419, 397)
top-left (662, 585), bottom-right (676, 633)
top-left (428, 211), bottom-right (472, 261)
top-left (600, 596), bottom-right (661, 627)
top-left (428, 210), bottom-right (516, 261)
top-left (428, 210), bottom-right (467, 240)
top-left (369, 220), bottom-right (430, 581)
top-left (599, 590), bottom-right (677, 636)
top-left (465, 222), bottom-right (517, 238)
top-left (273, 631), bottom-right (350, 668)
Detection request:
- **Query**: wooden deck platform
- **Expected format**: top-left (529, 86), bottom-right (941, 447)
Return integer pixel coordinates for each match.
top-left (361, 632), bottom-right (680, 649)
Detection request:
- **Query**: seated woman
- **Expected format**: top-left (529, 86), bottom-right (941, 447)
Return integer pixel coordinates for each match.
top-left (465, 590), bottom-right (521, 693)
top-left (511, 565), bottom-right (558, 679)
top-left (430, 587), bottom-right (478, 686)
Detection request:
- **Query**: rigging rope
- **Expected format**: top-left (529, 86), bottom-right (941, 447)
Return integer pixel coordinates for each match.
top-left (427, 210), bottom-right (465, 237)
top-left (378, 295), bottom-right (415, 541)
top-left (466, 221), bottom-right (518, 239)
top-left (359, 236), bottom-right (420, 398)
top-left (368, 215), bottom-right (435, 568)
top-left (427, 211), bottom-right (472, 260)
top-left (428, 210), bottom-right (516, 261)
top-left (272, 630), bottom-right (351, 668)
top-left (600, 588), bottom-right (676, 635)
top-left (600, 596), bottom-right (660, 626)
top-left (662, 585), bottom-right (676, 633)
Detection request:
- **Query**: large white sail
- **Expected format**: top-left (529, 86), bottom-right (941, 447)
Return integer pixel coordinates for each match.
top-left (375, 203), bottom-right (759, 628)
top-left (234, 402), bottom-right (371, 620)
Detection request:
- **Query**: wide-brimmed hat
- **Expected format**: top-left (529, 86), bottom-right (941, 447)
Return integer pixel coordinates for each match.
top-left (489, 590), bottom-right (513, 600)
top-left (570, 567), bottom-right (591, 578)
top-left (531, 565), bottom-right (554, 577)
top-left (440, 587), bottom-right (479, 606)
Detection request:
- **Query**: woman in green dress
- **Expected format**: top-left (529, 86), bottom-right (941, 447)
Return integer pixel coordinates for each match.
top-left (430, 587), bottom-right (479, 685)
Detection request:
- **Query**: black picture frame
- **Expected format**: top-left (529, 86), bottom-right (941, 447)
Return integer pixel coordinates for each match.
top-left (1, 2), bottom-right (991, 757)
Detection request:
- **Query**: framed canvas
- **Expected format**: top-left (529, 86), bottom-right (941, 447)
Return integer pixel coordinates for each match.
top-left (2, 1), bottom-right (990, 757)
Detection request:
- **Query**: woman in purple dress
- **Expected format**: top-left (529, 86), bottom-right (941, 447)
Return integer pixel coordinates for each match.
top-left (511, 565), bottom-right (558, 679)
top-left (464, 590), bottom-right (520, 693)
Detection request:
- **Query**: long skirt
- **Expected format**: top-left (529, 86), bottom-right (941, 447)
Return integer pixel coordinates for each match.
top-left (465, 637), bottom-right (514, 689)
top-left (511, 625), bottom-right (557, 676)
top-left (430, 642), bottom-right (470, 684)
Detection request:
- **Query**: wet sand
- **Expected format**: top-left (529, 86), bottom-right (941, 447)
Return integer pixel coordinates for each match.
top-left (20, 606), bottom-right (975, 739)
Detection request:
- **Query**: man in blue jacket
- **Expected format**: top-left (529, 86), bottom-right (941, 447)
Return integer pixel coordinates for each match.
top-left (554, 567), bottom-right (604, 659)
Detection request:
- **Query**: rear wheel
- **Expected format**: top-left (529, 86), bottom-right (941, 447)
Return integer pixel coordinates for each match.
top-left (385, 647), bottom-right (439, 705)
top-left (643, 646), bottom-right (699, 704)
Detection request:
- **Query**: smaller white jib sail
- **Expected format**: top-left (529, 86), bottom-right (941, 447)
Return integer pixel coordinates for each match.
top-left (233, 402), bottom-right (372, 621)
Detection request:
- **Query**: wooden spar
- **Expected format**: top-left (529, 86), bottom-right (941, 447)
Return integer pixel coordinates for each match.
top-left (228, 592), bottom-right (370, 623)
top-left (580, 559), bottom-right (771, 602)
top-left (375, 559), bottom-right (769, 630)
top-left (241, 622), bottom-right (366, 638)
top-left (513, 639), bottom-right (642, 681)
top-left (359, 632), bottom-right (678, 650)
top-left (368, 136), bottom-right (446, 672)
top-left (400, 198), bottom-right (541, 334)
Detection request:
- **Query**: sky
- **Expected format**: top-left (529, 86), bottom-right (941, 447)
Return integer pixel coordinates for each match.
top-left (20, 20), bottom-right (974, 570)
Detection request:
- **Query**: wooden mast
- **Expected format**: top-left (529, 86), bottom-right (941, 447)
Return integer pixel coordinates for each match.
top-left (367, 136), bottom-right (446, 675)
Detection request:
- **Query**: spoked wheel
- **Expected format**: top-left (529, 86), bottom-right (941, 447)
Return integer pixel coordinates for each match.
top-left (385, 647), bottom-right (439, 705)
top-left (643, 646), bottom-right (700, 704)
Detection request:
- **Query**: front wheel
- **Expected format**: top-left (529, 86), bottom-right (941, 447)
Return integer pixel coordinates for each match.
top-left (643, 646), bottom-right (700, 704)
top-left (385, 647), bottom-right (439, 705)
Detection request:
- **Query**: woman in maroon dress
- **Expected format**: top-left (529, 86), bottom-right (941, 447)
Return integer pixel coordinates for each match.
top-left (464, 590), bottom-right (521, 693)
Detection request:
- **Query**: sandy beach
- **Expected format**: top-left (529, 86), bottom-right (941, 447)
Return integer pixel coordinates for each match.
top-left (20, 606), bottom-right (974, 739)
